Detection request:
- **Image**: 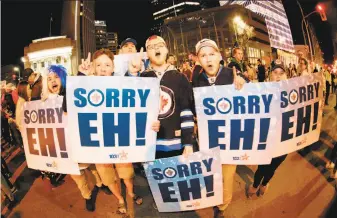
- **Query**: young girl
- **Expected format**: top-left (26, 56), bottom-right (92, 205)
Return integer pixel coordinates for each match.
top-left (248, 60), bottom-right (288, 197)
top-left (78, 49), bottom-right (160, 214)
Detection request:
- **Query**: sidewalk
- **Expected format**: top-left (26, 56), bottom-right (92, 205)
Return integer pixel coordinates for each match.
top-left (3, 94), bottom-right (337, 218)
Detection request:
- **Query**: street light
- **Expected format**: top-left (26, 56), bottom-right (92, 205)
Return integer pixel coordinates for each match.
top-left (297, 1), bottom-right (327, 62)
top-left (13, 67), bottom-right (20, 80)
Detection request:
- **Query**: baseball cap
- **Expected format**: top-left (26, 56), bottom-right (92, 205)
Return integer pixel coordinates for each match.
top-left (195, 39), bottom-right (219, 54)
top-left (120, 38), bottom-right (137, 48)
top-left (145, 35), bottom-right (166, 48)
top-left (271, 59), bottom-right (285, 72)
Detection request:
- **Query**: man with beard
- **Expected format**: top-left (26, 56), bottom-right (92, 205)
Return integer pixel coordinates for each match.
top-left (130, 35), bottom-right (194, 159)
top-left (193, 39), bottom-right (246, 217)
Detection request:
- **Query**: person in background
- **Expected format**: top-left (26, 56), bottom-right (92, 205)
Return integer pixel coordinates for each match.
top-left (298, 58), bottom-right (310, 76)
top-left (228, 47), bottom-right (248, 79)
top-left (291, 64), bottom-right (298, 78)
top-left (188, 52), bottom-right (198, 68)
top-left (167, 53), bottom-right (177, 68)
top-left (248, 60), bottom-right (289, 197)
top-left (27, 71), bottom-right (43, 100)
top-left (181, 60), bottom-right (192, 81)
top-left (257, 59), bottom-right (266, 82)
top-left (324, 69), bottom-right (331, 105)
top-left (119, 38), bottom-right (137, 54)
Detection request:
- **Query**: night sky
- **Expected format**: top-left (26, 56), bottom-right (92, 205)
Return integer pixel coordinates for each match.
top-left (1, 0), bottom-right (335, 68)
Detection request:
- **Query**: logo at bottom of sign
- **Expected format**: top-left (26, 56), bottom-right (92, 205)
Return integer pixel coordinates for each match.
top-left (46, 161), bottom-right (58, 169)
top-left (186, 201), bottom-right (201, 208)
top-left (233, 153), bottom-right (250, 161)
top-left (109, 151), bottom-right (128, 160)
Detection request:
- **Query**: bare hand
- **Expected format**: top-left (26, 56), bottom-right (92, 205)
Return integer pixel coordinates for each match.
top-left (183, 146), bottom-right (193, 158)
top-left (233, 67), bottom-right (246, 90)
top-left (79, 52), bottom-right (92, 75)
top-left (128, 47), bottom-right (144, 75)
top-left (151, 120), bottom-right (160, 132)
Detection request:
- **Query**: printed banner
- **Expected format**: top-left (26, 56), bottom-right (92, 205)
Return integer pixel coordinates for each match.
top-left (194, 83), bottom-right (277, 165)
top-left (66, 76), bottom-right (160, 163)
top-left (21, 96), bottom-right (80, 175)
top-left (114, 52), bottom-right (148, 77)
top-left (273, 73), bottom-right (323, 157)
top-left (193, 73), bottom-right (324, 164)
top-left (144, 147), bottom-right (223, 212)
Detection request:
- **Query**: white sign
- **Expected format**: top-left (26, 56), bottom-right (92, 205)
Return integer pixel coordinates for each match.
top-left (114, 52), bottom-right (148, 77)
top-left (144, 147), bottom-right (223, 212)
top-left (66, 76), bottom-right (160, 163)
top-left (21, 97), bottom-right (80, 174)
top-left (194, 73), bottom-right (324, 164)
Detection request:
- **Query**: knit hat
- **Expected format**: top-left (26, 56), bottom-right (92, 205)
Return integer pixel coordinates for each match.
top-left (195, 39), bottom-right (219, 54)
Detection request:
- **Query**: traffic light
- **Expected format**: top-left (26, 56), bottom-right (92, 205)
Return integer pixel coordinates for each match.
top-left (316, 4), bottom-right (327, 21)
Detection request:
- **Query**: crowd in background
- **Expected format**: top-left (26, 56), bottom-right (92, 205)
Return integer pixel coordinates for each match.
top-left (1, 37), bottom-right (337, 216)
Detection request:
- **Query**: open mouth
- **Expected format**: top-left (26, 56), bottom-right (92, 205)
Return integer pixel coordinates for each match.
top-left (155, 52), bottom-right (161, 57)
top-left (52, 84), bottom-right (59, 92)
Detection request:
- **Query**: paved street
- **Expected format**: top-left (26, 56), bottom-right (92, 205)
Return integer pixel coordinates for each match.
top-left (2, 94), bottom-right (337, 218)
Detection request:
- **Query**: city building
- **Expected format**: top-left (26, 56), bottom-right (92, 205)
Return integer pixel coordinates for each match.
top-left (22, 36), bottom-right (77, 75)
top-left (61, 0), bottom-right (95, 70)
top-left (219, 0), bottom-right (297, 66)
top-left (107, 32), bottom-right (118, 54)
top-left (95, 20), bottom-right (108, 50)
top-left (162, 5), bottom-right (272, 65)
top-left (151, 0), bottom-right (201, 34)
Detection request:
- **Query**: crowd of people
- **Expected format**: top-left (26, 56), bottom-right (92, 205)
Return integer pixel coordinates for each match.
top-left (1, 35), bottom-right (337, 217)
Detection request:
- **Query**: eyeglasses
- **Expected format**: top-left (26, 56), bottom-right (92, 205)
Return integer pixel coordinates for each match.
top-left (147, 43), bottom-right (165, 50)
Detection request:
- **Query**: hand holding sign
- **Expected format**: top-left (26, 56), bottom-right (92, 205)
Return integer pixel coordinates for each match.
top-left (233, 67), bottom-right (246, 90)
top-left (128, 47), bottom-right (144, 75)
top-left (151, 120), bottom-right (160, 132)
top-left (79, 52), bottom-right (92, 76)
top-left (183, 146), bottom-right (193, 158)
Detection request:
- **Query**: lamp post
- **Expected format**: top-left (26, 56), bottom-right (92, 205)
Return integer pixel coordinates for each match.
top-left (297, 1), bottom-right (327, 62)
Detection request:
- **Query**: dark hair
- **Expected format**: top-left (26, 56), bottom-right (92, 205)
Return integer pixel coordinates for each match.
top-left (17, 81), bottom-right (29, 101)
top-left (167, 53), bottom-right (175, 60)
top-left (299, 58), bottom-right (308, 66)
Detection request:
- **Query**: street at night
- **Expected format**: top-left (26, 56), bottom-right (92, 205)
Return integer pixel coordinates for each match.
top-left (1, 0), bottom-right (337, 218)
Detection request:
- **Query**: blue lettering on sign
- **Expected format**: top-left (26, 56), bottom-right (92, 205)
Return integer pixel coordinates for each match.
top-left (151, 158), bottom-right (214, 203)
top-left (73, 88), bottom-right (150, 108)
top-left (207, 118), bottom-right (270, 151)
top-left (77, 112), bottom-right (147, 147)
top-left (109, 154), bottom-right (119, 159)
top-left (208, 120), bottom-right (226, 150)
top-left (281, 102), bottom-right (317, 142)
top-left (280, 83), bottom-right (320, 109)
top-left (202, 94), bottom-right (273, 115)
